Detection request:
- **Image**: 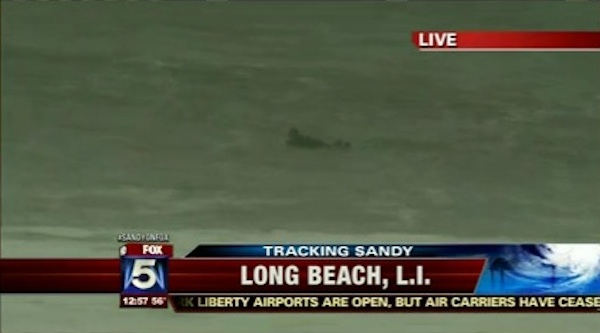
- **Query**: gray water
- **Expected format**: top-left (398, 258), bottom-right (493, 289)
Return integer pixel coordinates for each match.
top-left (2, 1), bottom-right (600, 332)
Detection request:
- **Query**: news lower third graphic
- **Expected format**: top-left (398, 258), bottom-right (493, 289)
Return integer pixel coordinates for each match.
top-left (169, 295), bottom-right (600, 313)
top-left (184, 244), bottom-right (600, 296)
top-left (132, 243), bottom-right (600, 312)
top-left (0, 243), bottom-right (599, 312)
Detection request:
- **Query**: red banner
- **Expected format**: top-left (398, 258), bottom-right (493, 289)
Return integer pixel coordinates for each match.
top-left (0, 259), bottom-right (120, 293)
top-left (412, 31), bottom-right (600, 51)
top-left (0, 258), bottom-right (484, 294)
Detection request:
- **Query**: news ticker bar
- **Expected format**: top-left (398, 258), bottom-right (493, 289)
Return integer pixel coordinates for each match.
top-left (0, 258), bottom-right (483, 294)
top-left (167, 295), bottom-right (600, 313)
top-left (412, 31), bottom-right (600, 51)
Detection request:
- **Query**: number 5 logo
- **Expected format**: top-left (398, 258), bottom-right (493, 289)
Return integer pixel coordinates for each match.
top-left (131, 259), bottom-right (157, 290)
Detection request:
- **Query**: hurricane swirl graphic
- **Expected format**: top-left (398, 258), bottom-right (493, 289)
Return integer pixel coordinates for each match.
top-left (504, 244), bottom-right (600, 293)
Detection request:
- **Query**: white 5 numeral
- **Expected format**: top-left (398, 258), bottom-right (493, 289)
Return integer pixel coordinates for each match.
top-left (131, 259), bottom-right (157, 290)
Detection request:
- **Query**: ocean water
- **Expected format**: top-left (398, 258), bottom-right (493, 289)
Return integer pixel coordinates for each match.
top-left (2, 1), bottom-right (600, 332)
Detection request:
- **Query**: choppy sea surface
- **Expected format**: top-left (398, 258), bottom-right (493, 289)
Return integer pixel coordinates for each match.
top-left (2, 2), bottom-right (599, 332)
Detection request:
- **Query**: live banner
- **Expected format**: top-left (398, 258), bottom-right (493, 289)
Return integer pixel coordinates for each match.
top-left (412, 31), bottom-right (600, 51)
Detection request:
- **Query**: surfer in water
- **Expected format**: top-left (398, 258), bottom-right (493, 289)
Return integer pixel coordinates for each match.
top-left (286, 127), bottom-right (351, 150)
